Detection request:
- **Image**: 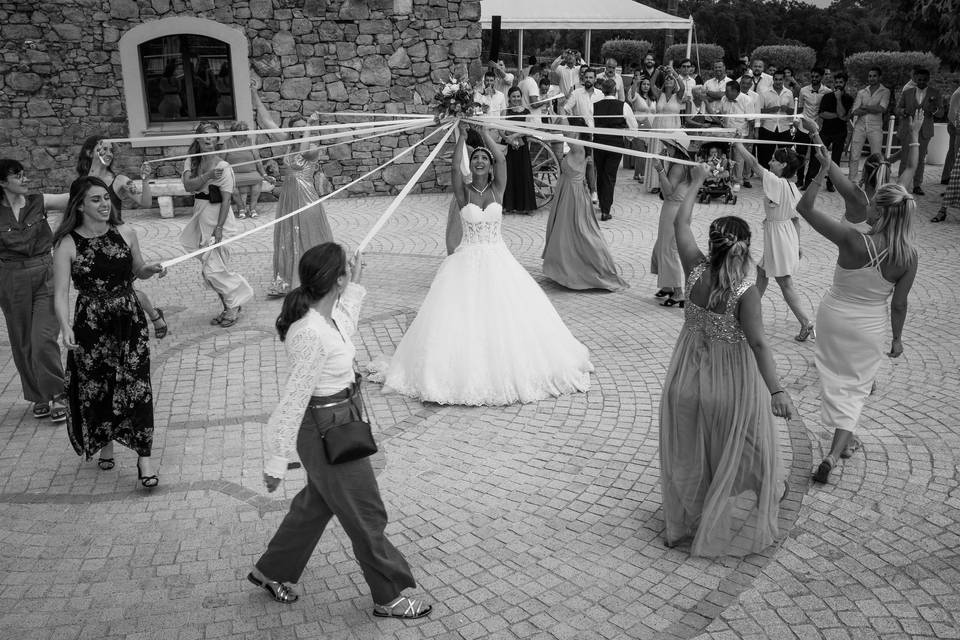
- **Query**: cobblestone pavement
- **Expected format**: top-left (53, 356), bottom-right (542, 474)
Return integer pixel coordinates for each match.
top-left (1, 163), bottom-right (958, 640)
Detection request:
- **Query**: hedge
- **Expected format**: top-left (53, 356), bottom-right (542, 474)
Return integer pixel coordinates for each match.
top-left (750, 45), bottom-right (817, 74)
top-left (600, 40), bottom-right (652, 68)
top-left (843, 51), bottom-right (940, 95)
top-left (664, 43), bottom-right (724, 75)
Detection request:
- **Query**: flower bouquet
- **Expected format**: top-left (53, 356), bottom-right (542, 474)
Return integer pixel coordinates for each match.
top-left (432, 76), bottom-right (480, 120)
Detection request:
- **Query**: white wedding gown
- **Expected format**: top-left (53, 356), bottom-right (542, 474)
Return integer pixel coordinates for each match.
top-left (369, 201), bottom-right (593, 405)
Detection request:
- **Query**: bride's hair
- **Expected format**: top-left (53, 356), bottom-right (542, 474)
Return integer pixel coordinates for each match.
top-left (276, 242), bottom-right (347, 341)
top-left (706, 216), bottom-right (753, 309)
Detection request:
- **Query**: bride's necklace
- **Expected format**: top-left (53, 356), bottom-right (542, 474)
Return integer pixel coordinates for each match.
top-left (470, 181), bottom-right (490, 196)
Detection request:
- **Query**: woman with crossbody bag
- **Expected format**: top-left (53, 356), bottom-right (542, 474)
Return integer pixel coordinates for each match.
top-left (249, 242), bottom-right (431, 620)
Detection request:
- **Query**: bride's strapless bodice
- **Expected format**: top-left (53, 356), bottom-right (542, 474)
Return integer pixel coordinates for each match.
top-left (459, 202), bottom-right (503, 245)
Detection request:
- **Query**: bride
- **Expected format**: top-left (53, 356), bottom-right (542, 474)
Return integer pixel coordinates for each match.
top-left (370, 122), bottom-right (593, 405)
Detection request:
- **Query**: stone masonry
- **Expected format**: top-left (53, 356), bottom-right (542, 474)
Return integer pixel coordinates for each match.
top-left (0, 0), bottom-right (482, 194)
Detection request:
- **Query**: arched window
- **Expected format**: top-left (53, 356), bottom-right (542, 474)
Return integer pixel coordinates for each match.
top-left (119, 18), bottom-right (252, 146)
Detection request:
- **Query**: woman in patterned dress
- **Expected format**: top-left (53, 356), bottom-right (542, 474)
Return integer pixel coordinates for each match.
top-left (251, 86), bottom-right (334, 297)
top-left (661, 163), bottom-right (793, 556)
top-left (52, 176), bottom-right (165, 486)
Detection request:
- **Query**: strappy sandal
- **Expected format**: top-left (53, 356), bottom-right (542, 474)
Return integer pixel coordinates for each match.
top-left (373, 595), bottom-right (432, 619)
top-left (150, 308), bottom-right (168, 340)
top-left (812, 454), bottom-right (836, 484)
top-left (136, 460), bottom-right (159, 488)
top-left (247, 572), bottom-right (298, 604)
top-left (219, 306), bottom-right (241, 328)
top-left (210, 310), bottom-right (226, 326)
top-left (931, 208), bottom-right (947, 222)
top-left (50, 401), bottom-right (67, 424)
top-left (840, 437), bottom-right (861, 459)
top-left (97, 458), bottom-right (115, 471)
top-left (795, 322), bottom-right (816, 342)
top-left (32, 402), bottom-right (50, 419)
top-left (654, 288), bottom-right (671, 298)
top-left (660, 297), bottom-right (684, 308)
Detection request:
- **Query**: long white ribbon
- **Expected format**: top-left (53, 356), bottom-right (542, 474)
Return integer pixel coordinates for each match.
top-left (160, 125), bottom-right (451, 269)
top-left (356, 122), bottom-right (456, 253)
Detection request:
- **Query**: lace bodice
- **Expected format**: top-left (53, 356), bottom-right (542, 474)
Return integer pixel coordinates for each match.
top-left (683, 262), bottom-right (752, 344)
top-left (459, 202), bottom-right (503, 245)
top-left (264, 283), bottom-right (366, 480)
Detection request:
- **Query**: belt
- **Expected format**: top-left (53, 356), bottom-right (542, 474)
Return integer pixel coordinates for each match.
top-left (0, 254), bottom-right (52, 269)
top-left (194, 192), bottom-right (210, 200)
top-left (307, 380), bottom-right (360, 409)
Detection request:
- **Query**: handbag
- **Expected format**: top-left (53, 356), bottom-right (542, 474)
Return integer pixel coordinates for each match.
top-left (207, 184), bottom-right (223, 203)
top-left (318, 374), bottom-right (378, 464)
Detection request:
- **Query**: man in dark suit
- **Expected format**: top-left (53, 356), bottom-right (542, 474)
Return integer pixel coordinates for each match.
top-left (896, 67), bottom-right (942, 195)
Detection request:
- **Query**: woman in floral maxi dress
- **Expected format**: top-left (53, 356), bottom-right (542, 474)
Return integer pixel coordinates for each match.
top-left (53, 176), bottom-right (165, 486)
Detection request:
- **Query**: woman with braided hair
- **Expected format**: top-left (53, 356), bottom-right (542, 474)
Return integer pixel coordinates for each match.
top-left (659, 163), bottom-right (793, 557)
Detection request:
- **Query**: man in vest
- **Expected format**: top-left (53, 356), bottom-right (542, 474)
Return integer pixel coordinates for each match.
top-left (593, 78), bottom-right (638, 220)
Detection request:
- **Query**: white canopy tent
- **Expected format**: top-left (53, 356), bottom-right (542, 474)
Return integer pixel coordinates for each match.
top-left (479, 0), bottom-right (693, 64)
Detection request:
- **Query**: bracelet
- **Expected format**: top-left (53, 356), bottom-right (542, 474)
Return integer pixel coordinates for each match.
top-left (908, 142), bottom-right (920, 147)
top-left (771, 390), bottom-right (786, 396)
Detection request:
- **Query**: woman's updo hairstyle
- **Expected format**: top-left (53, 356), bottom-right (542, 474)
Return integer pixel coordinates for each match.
top-left (870, 183), bottom-right (917, 269)
top-left (772, 148), bottom-right (803, 180)
top-left (706, 216), bottom-right (753, 309)
top-left (275, 242), bottom-right (347, 341)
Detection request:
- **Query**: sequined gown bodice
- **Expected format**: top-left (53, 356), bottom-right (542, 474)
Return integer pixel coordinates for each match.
top-left (682, 262), bottom-right (751, 344)
top-left (458, 202), bottom-right (503, 245)
top-left (280, 153), bottom-right (320, 191)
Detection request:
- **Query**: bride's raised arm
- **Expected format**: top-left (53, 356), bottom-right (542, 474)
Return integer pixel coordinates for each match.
top-left (478, 126), bottom-right (507, 197)
top-left (451, 122), bottom-right (469, 208)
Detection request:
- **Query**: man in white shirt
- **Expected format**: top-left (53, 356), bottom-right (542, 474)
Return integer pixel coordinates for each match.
top-left (601, 57), bottom-right (626, 101)
top-left (739, 74), bottom-right (761, 187)
top-left (490, 59), bottom-right (515, 98)
top-left (758, 70), bottom-right (795, 168)
top-left (750, 58), bottom-right (773, 95)
top-left (847, 67), bottom-right (891, 183)
top-left (677, 58), bottom-right (698, 97)
top-left (519, 64), bottom-right (542, 114)
top-left (704, 61), bottom-right (732, 115)
top-left (563, 67), bottom-right (603, 202)
top-left (593, 77), bottom-right (639, 219)
top-left (797, 67), bottom-right (831, 187)
top-left (719, 80), bottom-right (753, 191)
top-left (551, 49), bottom-right (584, 97)
top-left (474, 70), bottom-right (506, 117)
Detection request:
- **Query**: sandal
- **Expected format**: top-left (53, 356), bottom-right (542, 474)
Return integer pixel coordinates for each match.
top-left (150, 308), bottom-right (168, 340)
top-left (136, 460), bottom-right (159, 488)
top-left (931, 209), bottom-right (947, 223)
top-left (840, 436), bottom-right (861, 459)
top-left (249, 209), bottom-right (259, 219)
top-left (660, 297), bottom-right (684, 308)
top-left (373, 596), bottom-right (432, 619)
top-left (247, 572), bottom-right (298, 604)
top-left (266, 282), bottom-right (290, 299)
top-left (812, 454), bottom-right (836, 484)
top-left (97, 458), bottom-right (115, 471)
top-left (237, 211), bottom-right (247, 219)
top-left (219, 306), bottom-right (241, 328)
top-left (210, 310), bottom-right (226, 326)
top-left (654, 288), bottom-right (671, 298)
top-left (49, 401), bottom-right (67, 424)
top-left (32, 402), bottom-right (50, 419)
top-left (795, 322), bottom-right (816, 342)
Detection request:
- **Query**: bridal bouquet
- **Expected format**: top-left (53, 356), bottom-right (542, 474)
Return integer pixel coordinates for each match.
top-left (432, 76), bottom-right (479, 119)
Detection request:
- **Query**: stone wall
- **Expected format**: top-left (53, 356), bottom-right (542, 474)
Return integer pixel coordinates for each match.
top-left (0, 0), bottom-right (482, 195)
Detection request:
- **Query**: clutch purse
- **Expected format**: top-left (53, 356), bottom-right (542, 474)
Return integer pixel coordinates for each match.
top-left (207, 184), bottom-right (223, 203)
top-left (319, 374), bottom-right (378, 464)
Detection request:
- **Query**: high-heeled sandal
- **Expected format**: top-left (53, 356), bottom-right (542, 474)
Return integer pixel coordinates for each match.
top-left (136, 460), bottom-right (159, 488)
top-left (247, 572), bottom-right (298, 604)
top-left (660, 297), bottom-right (684, 308)
top-left (373, 595), bottom-right (432, 619)
top-left (150, 308), bottom-right (168, 339)
top-left (210, 310), bottom-right (226, 326)
top-left (654, 288), bottom-right (671, 298)
top-left (795, 322), bottom-right (816, 342)
top-left (931, 209), bottom-right (947, 222)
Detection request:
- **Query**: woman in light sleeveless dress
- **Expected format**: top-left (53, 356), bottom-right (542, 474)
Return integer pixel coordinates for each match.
top-left (661, 163), bottom-right (794, 556)
top-left (798, 151), bottom-right (918, 485)
top-left (369, 124), bottom-right (593, 406)
top-left (650, 136), bottom-right (693, 306)
top-left (627, 76), bottom-right (656, 182)
top-left (646, 75), bottom-right (684, 194)
top-left (542, 137), bottom-right (627, 291)
top-left (252, 86), bottom-right (334, 297)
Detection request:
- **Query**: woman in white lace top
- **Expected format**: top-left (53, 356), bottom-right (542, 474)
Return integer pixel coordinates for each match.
top-left (249, 242), bottom-right (431, 620)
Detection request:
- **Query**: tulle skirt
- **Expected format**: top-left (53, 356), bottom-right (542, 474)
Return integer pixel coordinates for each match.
top-left (369, 241), bottom-right (593, 405)
top-left (660, 326), bottom-right (783, 557)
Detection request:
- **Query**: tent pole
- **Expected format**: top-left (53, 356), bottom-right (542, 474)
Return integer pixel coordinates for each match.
top-left (518, 29), bottom-right (524, 71)
top-left (585, 29), bottom-right (592, 64)
top-left (686, 16), bottom-right (693, 58)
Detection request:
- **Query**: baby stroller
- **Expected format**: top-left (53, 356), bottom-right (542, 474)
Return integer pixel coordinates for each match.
top-left (696, 141), bottom-right (737, 205)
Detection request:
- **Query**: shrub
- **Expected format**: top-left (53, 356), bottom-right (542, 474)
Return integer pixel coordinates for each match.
top-left (600, 39), bottom-right (652, 69)
top-left (843, 51), bottom-right (941, 95)
top-left (664, 43), bottom-right (724, 76)
top-left (750, 45), bottom-right (817, 74)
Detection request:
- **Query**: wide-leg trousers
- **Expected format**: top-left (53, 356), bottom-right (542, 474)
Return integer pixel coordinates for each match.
top-left (256, 390), bottom-right (416, 604)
